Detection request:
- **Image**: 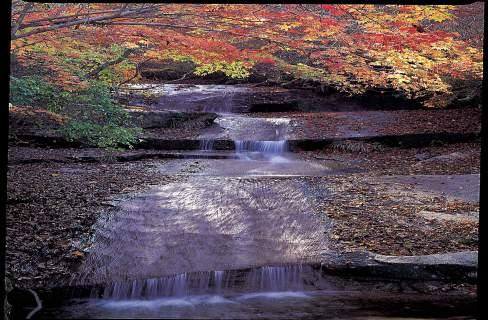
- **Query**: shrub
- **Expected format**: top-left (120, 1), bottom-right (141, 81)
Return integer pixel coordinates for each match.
top-left (10, 77), bottom-right (141, 149)
top-left (62, 121), bottom-right (140, 149)
top-left (9, 75), bottom-right (69, 112)
top-left (60, 81), bottom-right (141, 148)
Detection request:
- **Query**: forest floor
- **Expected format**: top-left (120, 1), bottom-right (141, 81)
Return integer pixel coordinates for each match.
top-left (253, 108), bottom-right (482, 139)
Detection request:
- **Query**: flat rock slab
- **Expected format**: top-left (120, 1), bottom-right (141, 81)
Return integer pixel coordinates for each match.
top-left (213, 115), bottom-right (290, 141)
top-left (373, 251), bottom-right (478, 267)
top-left (320, 250), bottom-right (477, 282)
top-left (128, 110), bottom-right (217, 129)
top-left (122, 84), bottom-right (253, 113)
top-left (322, 250), bottom-right (478, 268)
top-left (375, 174), bottom-right (480, 203)
top-left (7, 148), bottom-right (240, 164)
top-left (418, 210), bottom-right (479, 223)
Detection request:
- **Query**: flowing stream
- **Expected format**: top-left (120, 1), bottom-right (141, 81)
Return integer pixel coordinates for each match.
top-left (33, 85), bottom-right (475, 319)
top-left (73, 177), bottom-right (327, 285)
top-left (52, 85), bottom-right (337, 318)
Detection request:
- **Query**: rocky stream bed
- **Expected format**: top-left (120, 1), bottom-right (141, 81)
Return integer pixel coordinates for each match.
top-left (6, 84), bottom-right (480, 319)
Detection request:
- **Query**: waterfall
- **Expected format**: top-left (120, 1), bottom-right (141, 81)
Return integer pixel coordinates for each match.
top-left (234, 140), bottom-right (288, 154)
top-left (95, 265), bottom-right (312, 300)
top-left (101, 271), bottom-right (215, 299)
top-left (234, 140), bottom-right (288, 162)
top-left (214, 270), bottom-right (224, 292)
top-left (200, 139), bottom-right (214, 152)
top-left (246, 265), bottom-right (303, 291)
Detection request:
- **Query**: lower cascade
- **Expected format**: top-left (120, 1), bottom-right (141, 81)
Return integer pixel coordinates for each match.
top-left (199, 139), bottom-right (214, 151)
top-left (93, 265), bottom-right (313, 300)
top-left (234, 140), bottom-right (288, 154)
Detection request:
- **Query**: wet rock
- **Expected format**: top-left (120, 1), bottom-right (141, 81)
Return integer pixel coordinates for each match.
top-left (320, 250), bottom-right (478, 283)
top-left (373, 251), bottom-right (478, 267)
top-left (249, 102), bottom-right (300, 112)
top-left (415, 152), bottom-right (433, 161)
top-left (415, 152), bottom-right (472, 166)
top-left (129, 110), bottom-right (217, 129)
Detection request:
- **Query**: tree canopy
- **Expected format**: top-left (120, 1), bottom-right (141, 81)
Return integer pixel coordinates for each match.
top-left (11, 2), bottom-right (483, 107)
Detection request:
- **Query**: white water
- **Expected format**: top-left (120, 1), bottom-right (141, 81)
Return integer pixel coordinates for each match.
top-left (246, 265), bottom-right (303, 291)
top-left (234, 140), bottom-right (288, 154)
top-left (199, 139), bottom-right (214, 151)
top-left (94, 265), bottom-right (313, 300)
top-left (92, 291), bottom-right (310, 310)
top-left (233, 140), bottom-right (290, 163)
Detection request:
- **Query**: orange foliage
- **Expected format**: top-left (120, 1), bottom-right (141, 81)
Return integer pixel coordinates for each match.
top-left (10, 2), bottom-right (483, 105)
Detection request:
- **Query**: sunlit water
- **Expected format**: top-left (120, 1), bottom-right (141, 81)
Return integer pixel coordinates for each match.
top-left (72, 177), bottom-right (328, 285)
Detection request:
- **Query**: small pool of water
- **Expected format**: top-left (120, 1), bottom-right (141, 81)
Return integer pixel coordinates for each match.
top-left (173, 157), bottom-right (339, 177)
top-left (27, 289), bottom-right (478, 319)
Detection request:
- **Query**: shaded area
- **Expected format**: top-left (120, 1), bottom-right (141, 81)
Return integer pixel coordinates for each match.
top-left (120, 84), bottom-right (252, 113)
top-left (8, 262), bottom-right (478, 319)
top-left (283, 108), bottom-right (481, 139)
top-left (12, 279), bottom-right (477, 319)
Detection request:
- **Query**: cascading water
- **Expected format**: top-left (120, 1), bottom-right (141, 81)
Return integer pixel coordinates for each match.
top-left (22, 84), bottom-right (472, 319)
top-left (199, 139), bottom-right (214, 152)
top-left (234, 140), bottom-right (288, 154)
top-left (40, 86), bottom-right (338, 319)
top-left (234, 140), bottom-right (289, 162)
top-left (214, 270), bottom-right (224, 292)
top-left (122, 84), bottom-right (250, 113)
top-left (91, 265), bottom-right (314, 300)
top-left (229, 117), bottom-right (291, 161)
top-left (196, 90), bottom-right (240, 152)
top-left (246, 265), bottom-right (304, 291)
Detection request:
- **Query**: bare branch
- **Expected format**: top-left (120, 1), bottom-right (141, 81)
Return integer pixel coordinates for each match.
top-left (12, 6), bottom-right (154, 40)
top-left (11, 3), bottom-right (34, 38)
top-left (85, 47), bottom-right (141, 79)
top-left (19, 9), bottom-right (125, 29)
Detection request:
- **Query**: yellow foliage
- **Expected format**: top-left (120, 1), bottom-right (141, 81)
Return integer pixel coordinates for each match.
top-left (194, 61), bottom-right (251, 79)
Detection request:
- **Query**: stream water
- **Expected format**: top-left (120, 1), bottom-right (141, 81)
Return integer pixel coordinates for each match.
top-left (122, 84), bottom-right (251, 113)
top-left (31, 85), bottom-right (476, 319)
top-left (73, 177), bottom-right (326, 285)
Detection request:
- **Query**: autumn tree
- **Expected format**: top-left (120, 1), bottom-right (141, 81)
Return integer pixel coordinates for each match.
top-left (10, 2), bottom-right (484, 118)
